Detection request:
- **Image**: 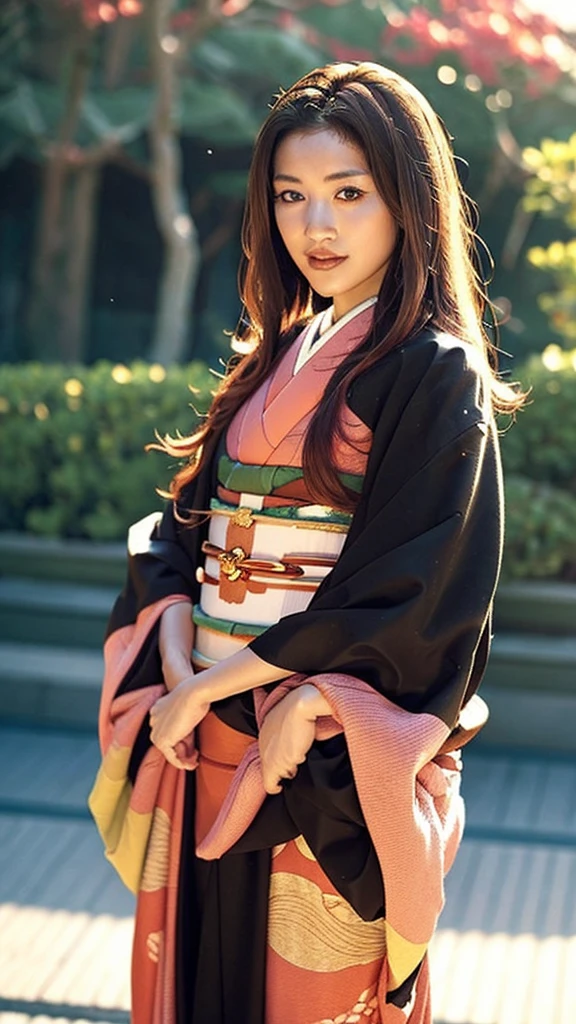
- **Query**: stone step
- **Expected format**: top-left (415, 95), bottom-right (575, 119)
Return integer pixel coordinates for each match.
top-left (493, 580), bottom-right (576, 636)
top-left (0, 532), bottom-right (126, 588)
top-left (0, 577), bottom-right (117, 649)
top-left (0, 641), bottom-right (103, 728)
top-left (467, 632), bottom-right (576, 753)
top-left (485, 631), bottom-right (576, 694)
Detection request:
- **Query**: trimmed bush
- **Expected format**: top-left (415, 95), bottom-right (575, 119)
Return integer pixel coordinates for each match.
top-left (0, 360), bottom-right (212, 540)
top-left (499, 344), bottom-right (576, 580)
top-left (501, 344), bottom-right (576, 492)
top-left (1, 347), bottom-right (576, 580)
top-left (503, 475), bottom-right (576, 580)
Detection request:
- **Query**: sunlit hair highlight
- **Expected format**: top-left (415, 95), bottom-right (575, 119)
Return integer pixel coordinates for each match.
top-left (155, 61), bottom-right (524, 514)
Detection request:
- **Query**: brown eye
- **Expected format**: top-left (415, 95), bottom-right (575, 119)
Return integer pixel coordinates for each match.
top-left (337, 187), bottom-right (364, 201)
top-left (274, 190), bottom-right (304, 203)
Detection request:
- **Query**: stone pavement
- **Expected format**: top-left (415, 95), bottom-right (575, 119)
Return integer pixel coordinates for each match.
top-left (0, 722), bottom-right (575, 1024)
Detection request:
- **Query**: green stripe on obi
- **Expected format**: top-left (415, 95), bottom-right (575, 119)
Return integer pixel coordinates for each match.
top-left (192, 603), bottom-right (266, 638)
top-left (218, 453), bottom-right (364, 498)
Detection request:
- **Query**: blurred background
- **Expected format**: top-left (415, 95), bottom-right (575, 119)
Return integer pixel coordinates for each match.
top-left (0, 0), bottom-right (576, 567)
top-left (0, 2), bottom-right (576, 1024)
top-left (0, 0), bottom-right (576, 571)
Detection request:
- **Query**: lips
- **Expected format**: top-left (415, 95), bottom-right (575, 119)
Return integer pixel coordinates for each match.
top-left (306, 251), bottom-right (347, 272)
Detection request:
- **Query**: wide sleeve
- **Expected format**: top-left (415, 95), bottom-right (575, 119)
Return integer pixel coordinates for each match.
top-left (106, 455), bottom-right (215, 641)
top-left (249, 332), bottom-right (504, 729)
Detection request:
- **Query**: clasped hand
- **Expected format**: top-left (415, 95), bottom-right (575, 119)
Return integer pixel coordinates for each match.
top-left (259, 685), bottom-right (321, 795)
top-left (150, 673), bottom-right (325, 790)
top-left (149, 675), bottom-right (210, 770)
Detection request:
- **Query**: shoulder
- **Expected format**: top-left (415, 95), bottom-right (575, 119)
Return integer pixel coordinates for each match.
top-left (349, 327), bottom-right (491, 433)
top-left (388, 327), bottom-right (487, 388)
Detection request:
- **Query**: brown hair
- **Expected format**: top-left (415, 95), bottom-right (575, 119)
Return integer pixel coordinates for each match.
top-left (157, 61), bottom-right (524, 513)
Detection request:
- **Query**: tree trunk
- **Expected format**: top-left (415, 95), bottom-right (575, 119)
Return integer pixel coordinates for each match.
top-left (25, 25), bottom-right (93, 361)
top-left (26, 154), bottom-right (71, 359)
top-left (147, 0), bottom-right (200, 365)
top-left (59, 165), bottom-right (101, 361)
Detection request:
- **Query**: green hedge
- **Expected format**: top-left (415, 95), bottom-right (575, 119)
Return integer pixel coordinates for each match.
top-left (1, 348), bottom-right (576, 580)
top-left (0, 360), bottom-right (212, 540)
top-left (499, 344), bottom-right (576, 580)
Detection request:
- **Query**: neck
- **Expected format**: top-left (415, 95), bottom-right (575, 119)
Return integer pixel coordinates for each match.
top-left (331, 295), bottom-right (378, 325)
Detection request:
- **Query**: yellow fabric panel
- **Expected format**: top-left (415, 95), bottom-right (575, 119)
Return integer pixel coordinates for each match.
top-left (384, 921), bottom-right (428, 990)
top-left (88, 744), bottom-right (153, 895)
top-left (106, 805), bottom-right (154, 894)
top-left (100, 739), bottom-right (132, 782)
top-left (88, 761), bottom-right (132, 851)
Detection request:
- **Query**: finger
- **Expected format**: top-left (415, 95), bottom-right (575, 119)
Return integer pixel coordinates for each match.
top-left (264, 780), bottom-right (283, 795)
top-left (174, 737), bottom-right (196, 761)
top-left (159, 745), bottom-right (186, 770)
top-left (262, 768), bottom-right (283, 795)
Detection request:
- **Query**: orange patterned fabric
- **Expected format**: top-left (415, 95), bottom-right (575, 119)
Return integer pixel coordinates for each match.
top-left (89, 595), bottom-right (193, 1024)
top-left (266, 837), bottom-right (385, 1024)
top-left (92, 604), bottom-right (464, 1023)
top-left (196, 674), bottom-right (464, 1024)
top-left (195, 710), bottom-right (254, 844)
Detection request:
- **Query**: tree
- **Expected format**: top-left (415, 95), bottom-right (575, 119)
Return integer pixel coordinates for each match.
top-left (0, 0), bottom-right (322, 362)
top-left (0, 0), bottom-right (147, 361)
top-left (2, 0), bottom-right (575, 363)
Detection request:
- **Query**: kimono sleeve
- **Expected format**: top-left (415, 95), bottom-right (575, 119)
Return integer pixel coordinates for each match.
top-left (248, 332), bottom-right (504, 728)
top-left (106, 463), bottom-right (212, 640)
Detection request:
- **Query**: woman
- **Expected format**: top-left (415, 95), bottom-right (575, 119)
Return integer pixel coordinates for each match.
top-left (89, 62), bottom-right (522, 1024)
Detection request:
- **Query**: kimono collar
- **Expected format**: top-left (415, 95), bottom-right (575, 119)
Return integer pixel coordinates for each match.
top-left (293, 296), bottom-right (378, 376)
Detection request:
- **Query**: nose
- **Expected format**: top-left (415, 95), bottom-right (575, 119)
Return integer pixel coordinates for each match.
top-left (305, 199), bottom-right (337, 242)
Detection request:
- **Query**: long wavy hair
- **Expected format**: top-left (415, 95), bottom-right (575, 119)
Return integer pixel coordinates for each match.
top-left (157, 61), bottom-right (524, 513)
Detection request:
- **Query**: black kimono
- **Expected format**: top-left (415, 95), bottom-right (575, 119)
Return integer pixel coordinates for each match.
top-left (94, 321), bottom-right (503, 1024)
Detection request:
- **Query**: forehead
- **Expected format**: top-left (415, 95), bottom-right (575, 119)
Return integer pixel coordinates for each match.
top-left (273, 128), bottom-right (368, 174)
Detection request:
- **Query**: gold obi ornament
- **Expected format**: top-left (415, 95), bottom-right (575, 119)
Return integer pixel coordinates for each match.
top-left (201, 541), bottom-right (306, 584)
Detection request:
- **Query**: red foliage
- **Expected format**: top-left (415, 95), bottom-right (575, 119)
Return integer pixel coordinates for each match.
top-left (382, 0), bottom-right (570, 91)
top-left (78, 0), bottom-right (246, 28)
top-left (74, 0), bottom-right (574, 99)
top-left (79, 0), bottom-right (142, 28)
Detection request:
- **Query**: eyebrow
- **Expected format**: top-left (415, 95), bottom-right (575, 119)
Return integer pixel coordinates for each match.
top-left (273, 169), bottom-right (370, 182)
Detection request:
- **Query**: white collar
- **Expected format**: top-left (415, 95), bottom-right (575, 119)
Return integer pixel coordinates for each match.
top-left (293, 296), bottom-right (377, 376)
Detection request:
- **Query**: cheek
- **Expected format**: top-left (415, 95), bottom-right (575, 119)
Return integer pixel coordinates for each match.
top-left (369, 209), bottom-right (398, 255)
top-left (275, 211), bottom-right (300, 255)
top-left (351, 201), bottom-right (394, 237)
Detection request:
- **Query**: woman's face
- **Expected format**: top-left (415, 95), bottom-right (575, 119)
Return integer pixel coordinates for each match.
top-left (273, 128), bottom-right (398, 321)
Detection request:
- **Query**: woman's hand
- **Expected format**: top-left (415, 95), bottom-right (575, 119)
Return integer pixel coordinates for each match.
top-left (259, 684), bottom-right (329, 795)
top-left (149, 677), bottom-right (210, 770)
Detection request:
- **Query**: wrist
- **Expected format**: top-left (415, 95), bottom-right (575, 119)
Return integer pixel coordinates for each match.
top-left (183, 673), bottom-right (211, 706)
